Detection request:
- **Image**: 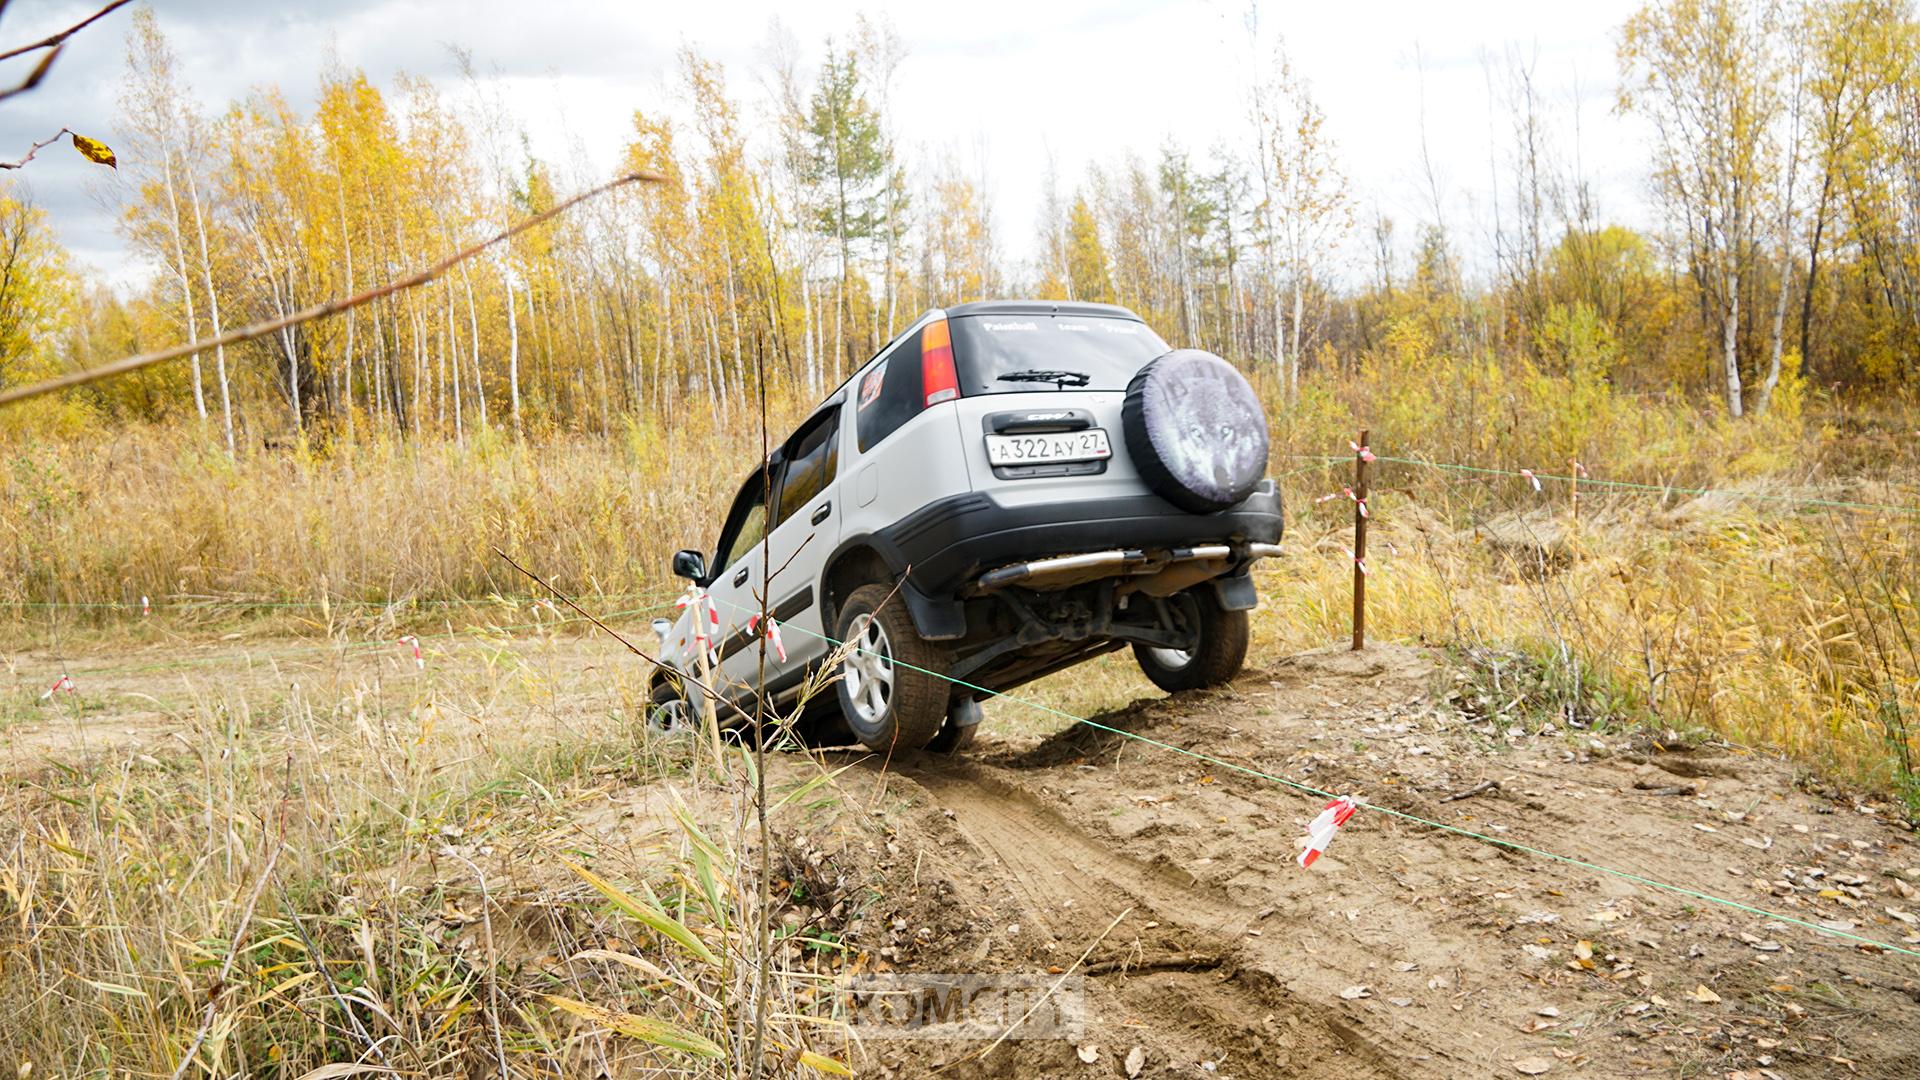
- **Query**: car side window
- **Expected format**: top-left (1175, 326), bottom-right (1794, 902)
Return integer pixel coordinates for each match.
top-left (775, 406), bottom-right (841, 525)
top-left (856, 330), bottom-right (925, 452)
top-left (719, 502), bottom-right (767, 572)
top-left (712, 473), bottom-right (771, 575)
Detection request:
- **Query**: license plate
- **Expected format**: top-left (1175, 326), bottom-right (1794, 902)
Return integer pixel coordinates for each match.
top-left (984, 429), bottom-right (1112, 466)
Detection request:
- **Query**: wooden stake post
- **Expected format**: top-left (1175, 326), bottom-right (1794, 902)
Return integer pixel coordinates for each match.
top-left (1569, 457), bottom-right (1580, 528)
top-left (1352, 429), bottom-right (1370, 651)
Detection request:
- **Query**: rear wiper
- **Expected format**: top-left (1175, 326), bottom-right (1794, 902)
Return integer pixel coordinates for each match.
top-left (996, 368), bottom-right (1091, 388)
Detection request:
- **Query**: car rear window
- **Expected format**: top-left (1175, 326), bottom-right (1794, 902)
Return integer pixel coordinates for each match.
top-left (855, 331), bottom-right (924, 452)
top-left (949, 314), bottom-right (1169, 396)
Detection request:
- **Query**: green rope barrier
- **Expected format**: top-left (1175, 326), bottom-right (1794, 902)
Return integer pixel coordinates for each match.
top-left (694, 590), bottom-right (1920, 960)
top-left (1291, 453), bottom-right (1920, 516)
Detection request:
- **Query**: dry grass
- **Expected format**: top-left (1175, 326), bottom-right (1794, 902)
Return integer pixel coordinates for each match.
top-left (0, 634), bottom-right (872, 1076)
top-left (6, 377), bottom-right (1918, 795)
top-left (5, 373), bottom-right (1920, 1074)
top-left (1254, 463), bottom-right (1920, 803)
top-left (1, 408), bottom-right (805, 614)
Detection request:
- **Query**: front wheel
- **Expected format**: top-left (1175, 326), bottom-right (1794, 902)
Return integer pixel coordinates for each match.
top-left (647, 677), bottom-right (695, 735)
top-left (834, 583), bottom-right (951, 752)
top-left (1133, 588), bottom-right (1250, 692)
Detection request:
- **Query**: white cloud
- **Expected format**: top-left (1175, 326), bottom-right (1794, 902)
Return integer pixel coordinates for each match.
top-left (0, 0), bottom-right (1654, 292)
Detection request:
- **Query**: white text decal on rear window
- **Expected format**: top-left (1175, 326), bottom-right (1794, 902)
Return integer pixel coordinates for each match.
top-left (982, 321), bottom-right (1038, 331)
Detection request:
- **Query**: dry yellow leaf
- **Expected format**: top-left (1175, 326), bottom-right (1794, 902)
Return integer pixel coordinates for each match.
top-left (1690, 984), bottom-right (1722, 1003)
top-left (69, 133), bottom-right (116, 169)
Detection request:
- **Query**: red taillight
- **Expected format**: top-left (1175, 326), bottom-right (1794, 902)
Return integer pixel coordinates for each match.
top-left (921, 318), bottom-right (958, 405)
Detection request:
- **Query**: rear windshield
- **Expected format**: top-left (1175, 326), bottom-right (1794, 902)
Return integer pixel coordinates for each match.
top-left (949, 314), bottom-right (1169, 396)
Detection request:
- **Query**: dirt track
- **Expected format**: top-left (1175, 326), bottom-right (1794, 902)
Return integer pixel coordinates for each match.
top-left (819, 645), bottom-right (1920, 1078)
top-left (6, 634), bottom-right (1918, 1077)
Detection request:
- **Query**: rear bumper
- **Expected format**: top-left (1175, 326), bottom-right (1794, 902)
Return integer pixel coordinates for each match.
top-left (874, 481), bottom-right (1285, 598)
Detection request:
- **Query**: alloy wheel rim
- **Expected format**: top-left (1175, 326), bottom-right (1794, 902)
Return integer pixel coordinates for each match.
top-left (843, 614), bottom-right (895, 724)
top-left (650, 696), bottom-right (693, 734)
top-left (1149, 647), bottom-right (1194, 670)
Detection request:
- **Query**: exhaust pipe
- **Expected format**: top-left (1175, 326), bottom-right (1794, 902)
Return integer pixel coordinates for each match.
top-left (975, 542), bottom-right (1283, 593)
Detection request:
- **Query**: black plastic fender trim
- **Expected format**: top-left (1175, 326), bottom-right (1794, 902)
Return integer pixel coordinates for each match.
top-left (820, 532), bottom-right (970, 642)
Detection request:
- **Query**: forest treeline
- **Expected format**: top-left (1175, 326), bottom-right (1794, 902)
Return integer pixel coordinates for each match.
top-left (1, 0), bottom-right (1917, 448)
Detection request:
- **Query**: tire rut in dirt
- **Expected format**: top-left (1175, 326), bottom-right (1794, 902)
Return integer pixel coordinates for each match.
top-left (908, 760), bottom-right (1248, 945)
top-left (900, 760), bottom-right (1416, 1080)
top-left (1114, 970), bottom-right (1412, 1080)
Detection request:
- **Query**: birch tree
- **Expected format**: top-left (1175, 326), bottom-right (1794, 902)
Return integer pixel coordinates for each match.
top-left (803, 41), bottom-right (886, 377)
top-left (1621, 0), bottom-right (1785, 417)
top-left (119, 10), bottom-right (219, 434)
top-left (1250, 41), bottom-right (1348, 396)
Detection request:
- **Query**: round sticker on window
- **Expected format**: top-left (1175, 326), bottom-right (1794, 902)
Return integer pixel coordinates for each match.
top-left (859, 361), bottom-right (887, 410)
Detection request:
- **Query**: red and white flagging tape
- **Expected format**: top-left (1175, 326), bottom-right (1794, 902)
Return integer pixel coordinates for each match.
top-left (746, 613), bottom-right (787, 663)
top-left (399, 635), bottom-right (423, 669)
top-left (1315, 488), bottom-right (1368, 517)
top-left (1350, 440), bottom-right (1376, 464)
top-left (1297, 795), bottom-right (1363, 869)
top-left (1519, 469), bottom-right (1542, 493)
top-left (40, 674), bottom-right (76, 700)
top-left (676, 586), bottom-right (721, 666)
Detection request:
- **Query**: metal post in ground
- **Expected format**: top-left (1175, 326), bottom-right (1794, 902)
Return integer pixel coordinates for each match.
top-left (1352, 428), bottom-right (1370, 651)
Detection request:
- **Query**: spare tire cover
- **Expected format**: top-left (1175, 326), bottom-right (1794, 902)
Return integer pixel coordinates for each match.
top-left (1121, 349), bottom-right (1270, 513)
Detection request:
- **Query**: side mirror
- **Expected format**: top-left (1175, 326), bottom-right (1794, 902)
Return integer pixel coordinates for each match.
top-left (672, 549), bottom-right (707, 582)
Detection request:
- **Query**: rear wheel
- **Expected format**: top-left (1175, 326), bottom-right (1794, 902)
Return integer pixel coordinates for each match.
top-left (835, 583), bottom-right (951, 752)
top-left (1133, 588), bottom-right (1249, 692)
top-left (924, 698), bottom-right (983, 754)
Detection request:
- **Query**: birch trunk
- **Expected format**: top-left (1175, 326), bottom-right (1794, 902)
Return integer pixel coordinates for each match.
top-left (461, 257), bottom-right (487, 429)
top-left (502, 263), bottom-right (521, 435)
top-left (160, 156), bottom-right (206, 423)
top-left (335, 180), bottom-right (356, 443)
top-left (444, 284), bottom-right (463, 445)
top-left (186, 170), bottom-right (233, 454)
top-left (1722, 275), bottom-right (1744, 418)
top-left (1290, 273), bottom-right (1306, 397)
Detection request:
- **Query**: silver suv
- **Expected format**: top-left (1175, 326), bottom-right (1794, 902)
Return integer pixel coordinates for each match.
top-left (649, 301), bottom-right (1283, 752)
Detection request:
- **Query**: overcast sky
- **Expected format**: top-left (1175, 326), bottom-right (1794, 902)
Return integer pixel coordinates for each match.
top-left (0, 0), bottom-right (1652, 291)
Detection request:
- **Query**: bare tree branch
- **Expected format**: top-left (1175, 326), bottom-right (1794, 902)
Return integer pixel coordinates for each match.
top-left (0, 0), bottom-right (132, 62)
top-left (0, 126), bottom-right (71, 169)
top-left (0, 44), bottom-right (59, 104)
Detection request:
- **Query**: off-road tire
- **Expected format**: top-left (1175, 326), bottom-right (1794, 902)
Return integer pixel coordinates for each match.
top-left (792, 697), bottom-right (858, 749)
top-left (924, 712), bottom-right (978, 754)
top-left (1133, 588), bottom-right (1249, 692)
top-left (835, 583), bottom-right (951, 752)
